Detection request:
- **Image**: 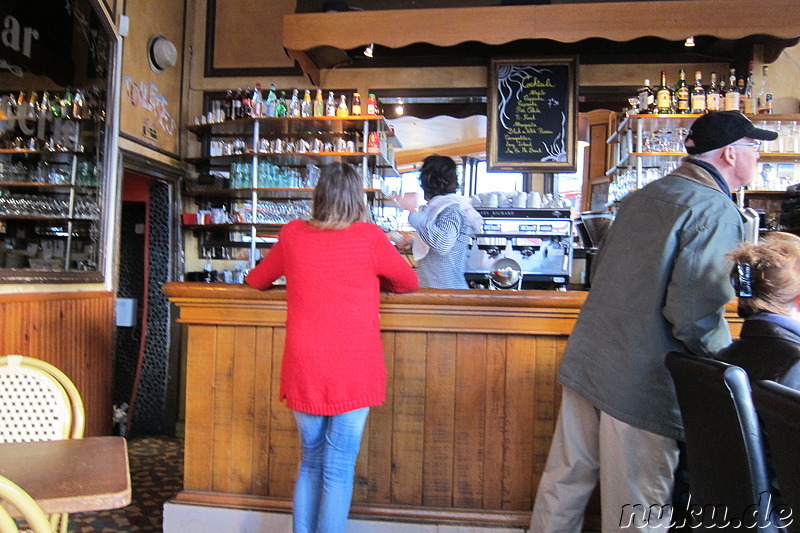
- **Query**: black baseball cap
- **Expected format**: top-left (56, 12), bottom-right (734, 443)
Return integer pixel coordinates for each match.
top-left (684, 111), bottom-right (778, 155)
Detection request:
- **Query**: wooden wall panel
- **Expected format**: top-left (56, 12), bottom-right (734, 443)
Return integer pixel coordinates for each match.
top-left (0, 292), bottom-right (114, 437)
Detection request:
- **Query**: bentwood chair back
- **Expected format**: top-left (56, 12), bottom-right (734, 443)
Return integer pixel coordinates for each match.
top-left (0, 474), bottom-right (54, 533)
top-left (0, 355), bottom-right (85, 533)
top-left (665, 351), bottom-right (777, 531)
top-left (752, 380), bottom-right (800, 533)
top-left (0, 355), bottom-right (85, 442)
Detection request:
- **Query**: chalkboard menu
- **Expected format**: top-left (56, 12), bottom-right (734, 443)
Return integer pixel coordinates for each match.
top-left (487, 57), bottom-right (578, 172)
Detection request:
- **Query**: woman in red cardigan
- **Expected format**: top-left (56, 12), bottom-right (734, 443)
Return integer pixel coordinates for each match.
top-left (246, 162), bottom-right (418, 533)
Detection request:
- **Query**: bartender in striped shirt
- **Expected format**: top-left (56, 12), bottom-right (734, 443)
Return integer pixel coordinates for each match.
top-left (394, 155), bottom-right (483, 289)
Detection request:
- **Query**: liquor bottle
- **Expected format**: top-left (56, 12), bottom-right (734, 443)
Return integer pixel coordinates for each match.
top-left (656, 71), bottom-right (672, 114)
top-left (232, 88), bottom-right (243, 118)
top-left (61, 88), bottom-right (73, 119)
top-left (301, 89), bottom-right (312, 118)
top-left (288, 89), bottom-right (300, 117)
top-left (72, 89), bottom-right (85, 119)
top-left (675, 69), bottom-right (690, 113)
top-left (743, 63), bottom-right (756, 114)
top-left (336, 94), bottom-right (349, 117)
top-left (325, 91), bottom-right (336, 116)
top-left (276, 91), bottom-right (287, 117)
top-left (265, 84), bottom-right (278, 117)
top-left (757, 65), bottom-right (773, 114)
top-left (351, 92), bottom-right (362, 115)
top-left (251, 84), bottom-right (263, 117)
top-left (724, 69), bottom-right (739, 111)
top-left (690, 71), bottom-right (706, 114)
top-left (27, 91), bottom-right (39, 121)
top-left (40, 91), bottom-right (51, 121)
top-left (736, 79), bottom-right (746, 113)
top-left (638, 79), bottom-right (654, 114)
top-left (706, 72), bottom-right (720, 112)
top-left (242, 86), bottom-right (252, 117)
top-left (313, 89), bottom-right (324, 117)
top-left (367, 93), bottom-right (378, 115)
top-left (223, 89), bottom-right (233, 120)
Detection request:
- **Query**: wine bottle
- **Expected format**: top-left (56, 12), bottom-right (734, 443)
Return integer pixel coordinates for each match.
top-left (757, 65), bottom-right (773, 115)
top-left (638, 79), bottom-right (654, 114)
top-left (675, 69), bottom-right (690, 113)
top-left (706, 72), bottom-right (720, 112)
top-left (265, 84), bottom-right (278, 117)
top-left (743, 63), bottom-right (756, 114)
top-left (724, 69), bottom-right (740, 111)
top-left (276, 91), bottom-right (287, 117)
top-left (656, 71), bottom-right (672, 114)
top-left (690, 71), bottom-right (706, 114)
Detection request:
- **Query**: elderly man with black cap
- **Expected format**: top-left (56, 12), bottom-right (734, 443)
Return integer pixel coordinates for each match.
top-left (530, 111), bottom-right (778, 533)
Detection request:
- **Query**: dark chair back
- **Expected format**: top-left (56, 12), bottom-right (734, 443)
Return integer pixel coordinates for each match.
top-left (753, 379), bottom-right (800, 533)
top-left (665, 351), bottom-right (776, 530)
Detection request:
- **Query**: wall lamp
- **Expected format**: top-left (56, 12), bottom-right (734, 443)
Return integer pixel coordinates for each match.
top-left (364, 43), bottom-right (374, 58)
top-left (395, 98), bottom-right (404, 116)
top-left (684, 36), bottom-right (696, 47)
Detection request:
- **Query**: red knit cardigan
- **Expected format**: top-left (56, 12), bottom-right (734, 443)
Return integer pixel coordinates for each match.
top-left (246, 220), bottom-right (419, 415)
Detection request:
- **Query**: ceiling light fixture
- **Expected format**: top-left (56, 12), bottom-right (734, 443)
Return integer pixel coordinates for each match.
top-left (684, 36), bottom-right (696, 47)
top-left (364, 43), bottom-right (374, 58)
top-left (395, 98), bottom-right (404, 116)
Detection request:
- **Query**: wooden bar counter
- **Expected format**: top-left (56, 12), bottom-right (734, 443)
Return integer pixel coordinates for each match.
top-left (164, 282), bottom-right (742, 527)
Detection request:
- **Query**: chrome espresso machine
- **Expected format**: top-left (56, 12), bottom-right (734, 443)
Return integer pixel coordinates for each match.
top-left (465, 207), bottom-right (574, 290)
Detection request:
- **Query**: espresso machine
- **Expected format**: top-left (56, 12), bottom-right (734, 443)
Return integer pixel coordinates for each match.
top-left (465, 207), bottom-right (574, 289)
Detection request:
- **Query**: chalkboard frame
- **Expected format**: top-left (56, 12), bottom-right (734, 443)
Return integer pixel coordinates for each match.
top-left (487, 56), bottom-right (579, 172)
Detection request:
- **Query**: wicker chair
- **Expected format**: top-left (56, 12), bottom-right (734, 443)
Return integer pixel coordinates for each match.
top-left (0, 355), bottom-right (86, 533)
top-left (0, 474), bottom-right (54, 533)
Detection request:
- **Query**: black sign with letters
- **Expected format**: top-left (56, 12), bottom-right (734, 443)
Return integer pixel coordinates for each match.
top-left (487, 57), bottom-right (578, 172)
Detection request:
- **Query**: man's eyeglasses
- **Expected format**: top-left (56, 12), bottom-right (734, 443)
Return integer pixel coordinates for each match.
top-left (729, 140), bottom-right (762, 152)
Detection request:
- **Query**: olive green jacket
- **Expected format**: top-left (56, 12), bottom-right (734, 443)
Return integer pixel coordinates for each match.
top-left (558, 159), bottom-right (745, 441)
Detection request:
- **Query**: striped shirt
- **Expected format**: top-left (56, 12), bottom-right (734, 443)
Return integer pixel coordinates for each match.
top-left (409, 203), bottom-right (472, 289)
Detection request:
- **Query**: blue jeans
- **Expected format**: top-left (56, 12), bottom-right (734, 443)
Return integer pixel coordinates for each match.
top-left (292, 407), bottom-right (370, 533)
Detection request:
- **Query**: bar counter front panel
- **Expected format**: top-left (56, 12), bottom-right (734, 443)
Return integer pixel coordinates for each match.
top-left (164, 283), bottom-right (742, 527)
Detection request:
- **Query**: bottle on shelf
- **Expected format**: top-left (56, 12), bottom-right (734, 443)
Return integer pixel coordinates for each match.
top-left (724, 69), bottom-right (740, 111)
top-left (251, 84), bottom-right (263, 118)
top-left (276, 91), bottom-right (287, 117)
top-left (313, 89), bottom-right (324, 117)
top-left (336, 94), bottom-right (349, 117)
top-left (242, 86), bottom-right (252, 118)
top-left (351, 92), bottom-right (362, 115)
top-left (367, 93), bottom-right (378, 115)
top-left (675, 69), bottom-right (690, 113)
top-left (706, 72), bottom-right (720, 112)
top-left (638, 79), bottom-right (654, 114)
top-left (656, 71), bottom-right (672, 114)
top-left (289, 89), bottom-right (301, 117)
top-left (233, 88), bottom-right (243, 118)
top-left (223, 89), bottom-right (233, 121)
top-left (301, 89), bottom-right (312, 118)
top-left (72, 89), bottom-right (85, 119)
top-left (757, 65), bottom-right (773, 114)
top-left (265, 84), bottom-right (278, 117)
top-left (39, 91), bottom-right (51, 121)
top-left (27, 91), bottom-right (39, 121)
top-left (690, 71), bottom-right (706, 114)
top-left (325, 91), bottom-right (336, 116)
top-left (61, 88), bottom-right (73, 119)
top-left (736, 79), bottom-right (746, 113)
top-left (743, 63), bottom-right (756, 114)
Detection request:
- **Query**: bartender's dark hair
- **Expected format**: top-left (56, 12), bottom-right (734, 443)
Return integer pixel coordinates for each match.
top-left (419, 154), bottom-right (459, 200)
top-left (310, 163), bottom-right (367, 230)
top-left (727, 232), bottom-right (800, 317)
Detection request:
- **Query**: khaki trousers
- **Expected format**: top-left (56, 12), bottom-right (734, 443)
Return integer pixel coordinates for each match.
top-left (530, 387), bottom-right (679, 533)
